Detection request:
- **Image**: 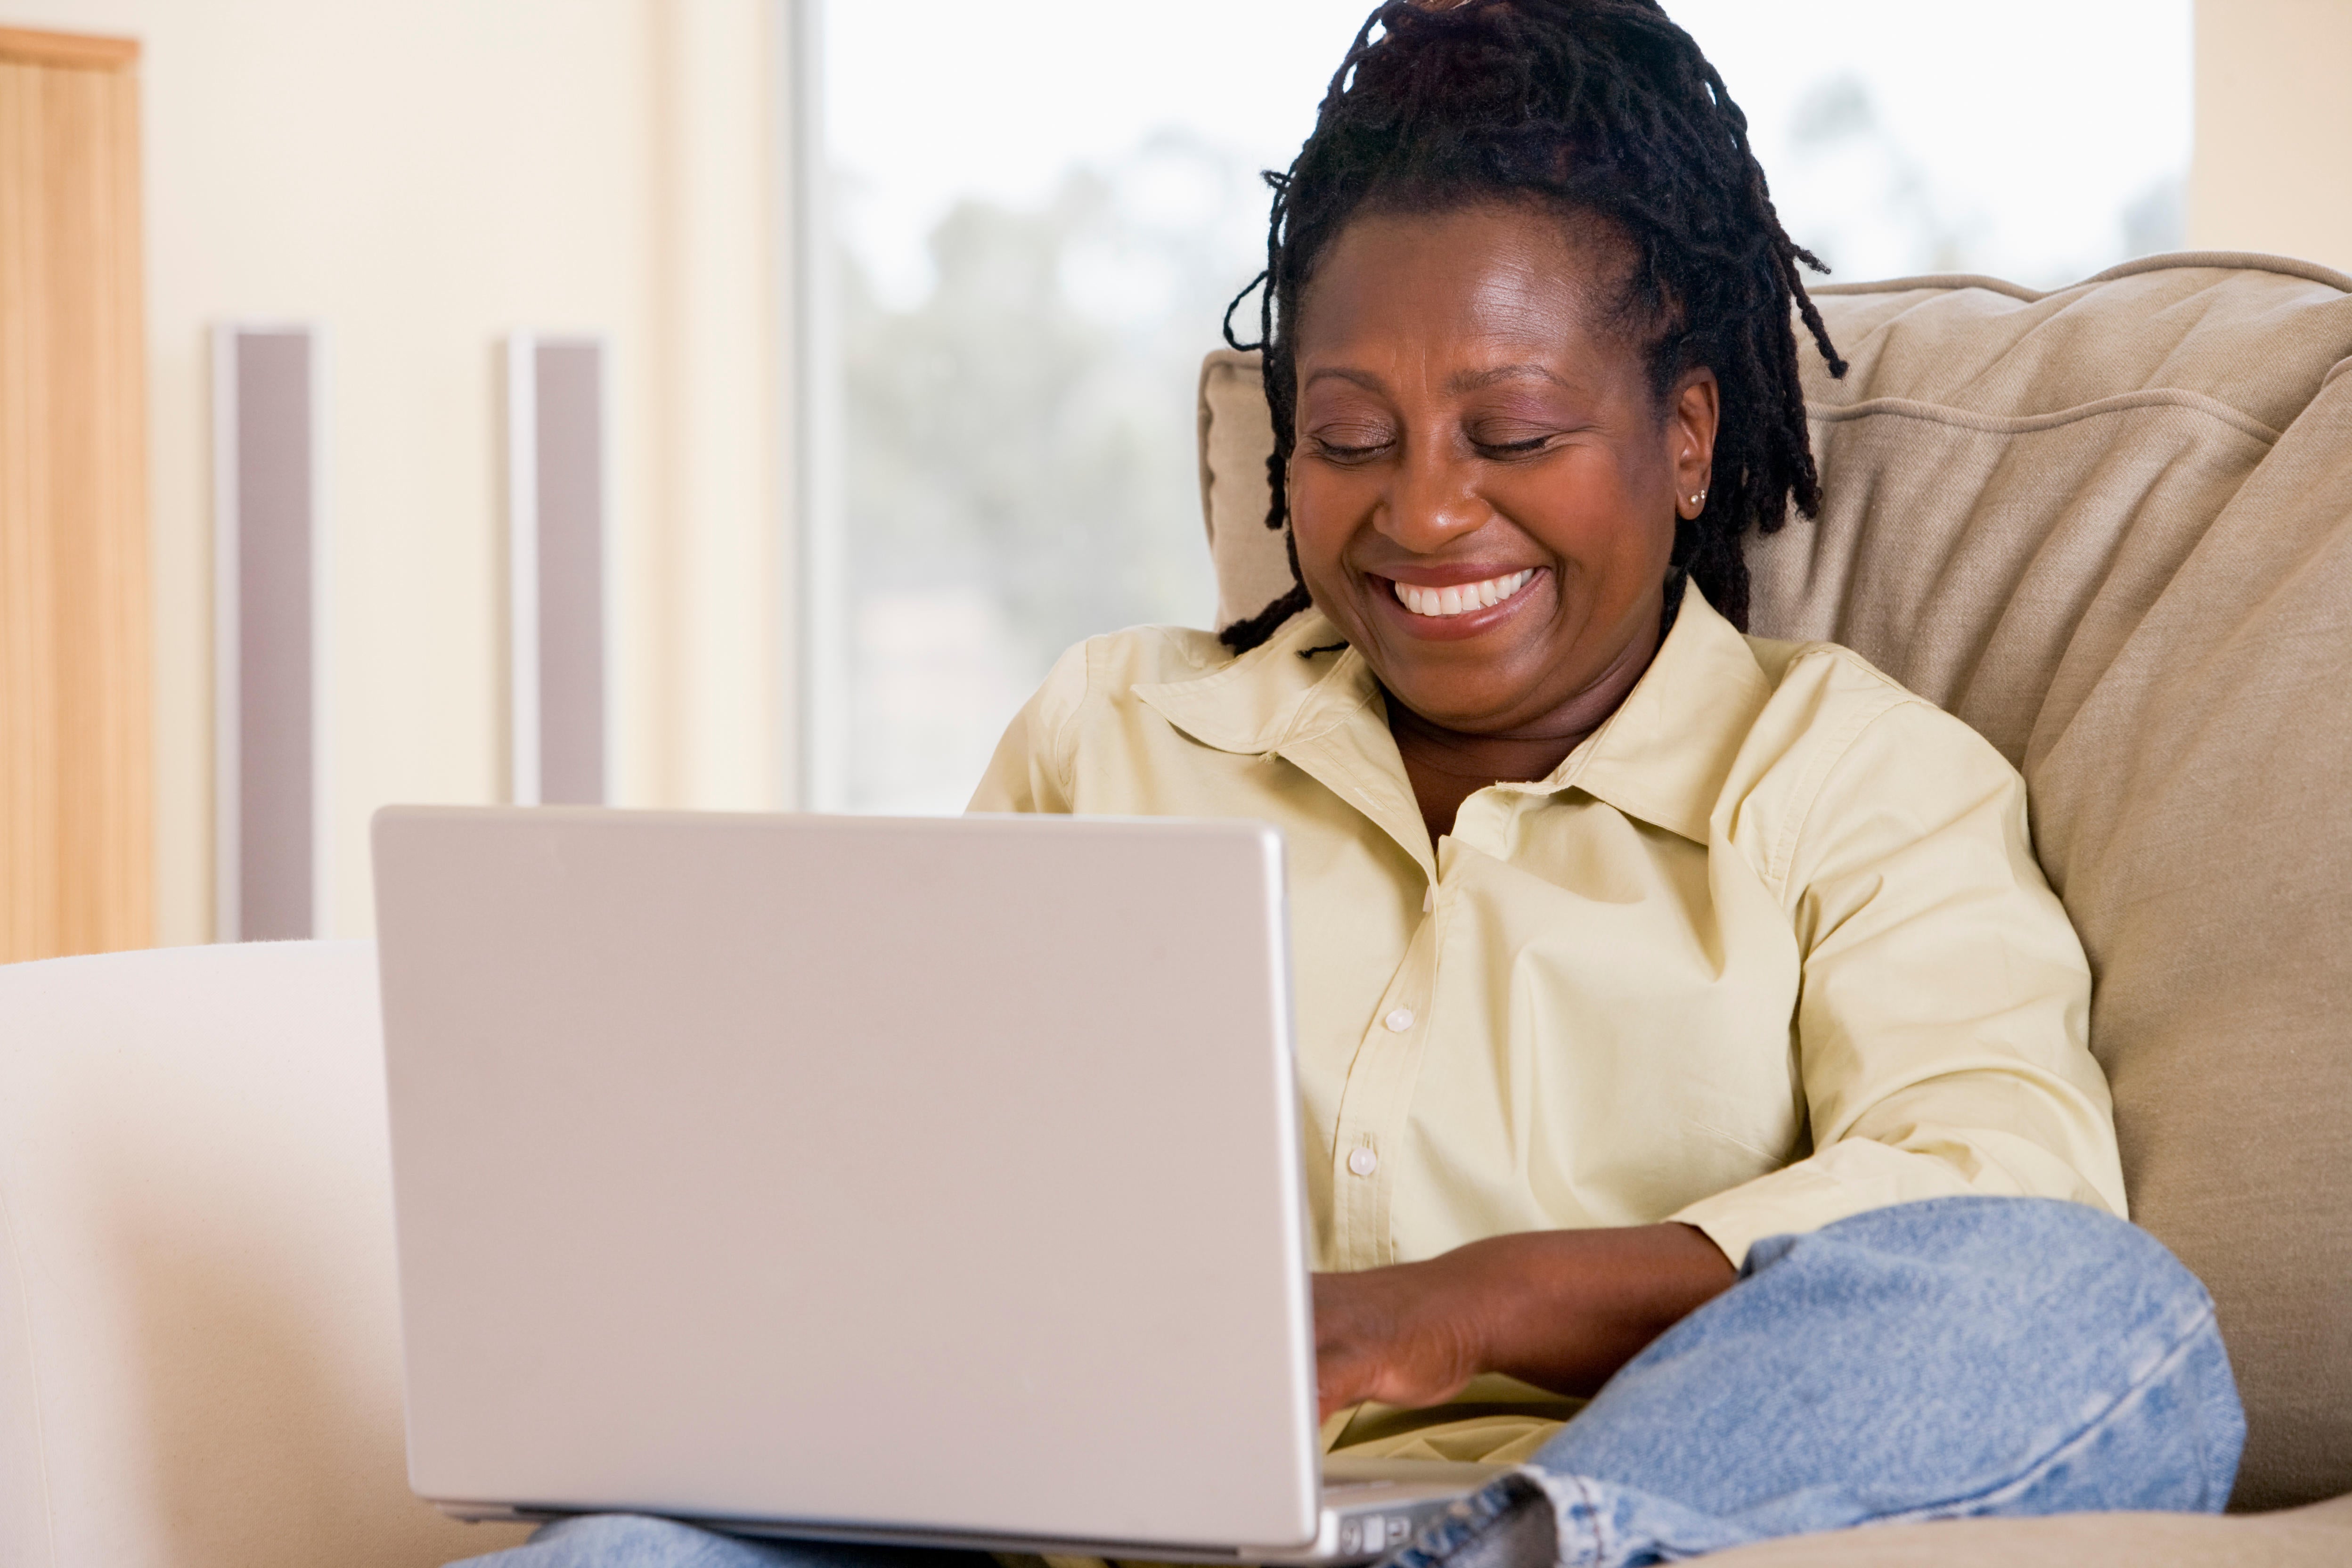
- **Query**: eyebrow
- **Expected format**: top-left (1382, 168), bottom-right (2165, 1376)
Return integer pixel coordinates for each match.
top-left (1448, 363), bottom-right (1573, 393)
top-left (1300, 363), bottom-right (1575, 395)
top-left (1302, 367), bottom-right (1387, 394)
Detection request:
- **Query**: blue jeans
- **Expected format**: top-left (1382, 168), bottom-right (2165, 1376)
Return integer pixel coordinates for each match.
top-left (453, 1196), bottom-right (2243, 1568)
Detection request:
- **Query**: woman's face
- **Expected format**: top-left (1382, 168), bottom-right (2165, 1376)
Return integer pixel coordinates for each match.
top-left (1287, 201), bottom-right (1718, 738)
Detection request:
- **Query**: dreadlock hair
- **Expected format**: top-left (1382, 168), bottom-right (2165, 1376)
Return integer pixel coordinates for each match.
top-left (1218, 0), bottom-right (1846, 653)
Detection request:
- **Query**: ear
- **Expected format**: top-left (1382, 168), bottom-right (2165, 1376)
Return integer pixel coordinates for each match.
top-left (1670, 368), bottom-right (1720, 521)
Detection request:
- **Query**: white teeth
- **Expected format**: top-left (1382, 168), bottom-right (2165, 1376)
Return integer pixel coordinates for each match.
top-left (1393, 569), bottom-right (1533, 618)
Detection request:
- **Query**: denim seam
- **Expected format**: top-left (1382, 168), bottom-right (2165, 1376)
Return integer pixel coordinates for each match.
top-left (2188, 1333), bottom-right (2237, 1510)
top-left (1518, 1467), bottom-right (1614, 1568)
top-left (1383, 1475), bottom-right (1529, 1568)
top-left (1867, 1301), bottom-right (2222, 1526)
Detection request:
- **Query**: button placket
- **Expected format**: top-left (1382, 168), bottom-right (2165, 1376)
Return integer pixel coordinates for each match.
top-left (1328, 1008), bottom-right (1397, 1267)
top-left (1326, 878), bottom-right (1451, 1270)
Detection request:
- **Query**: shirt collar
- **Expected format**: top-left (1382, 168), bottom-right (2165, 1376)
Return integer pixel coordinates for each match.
top-left (1135, 607), bottom-right (1377, 755)
top-left (1551, 587), bottom-right (1773, 844)
top-left (1135, 586), bottom-right (1771, 858)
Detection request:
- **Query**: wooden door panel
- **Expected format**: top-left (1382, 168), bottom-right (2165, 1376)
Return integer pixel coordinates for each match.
top-left (0, 28), bottom-right (150, 962)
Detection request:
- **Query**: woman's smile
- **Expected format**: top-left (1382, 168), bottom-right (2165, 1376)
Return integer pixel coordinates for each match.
top-left (1373, 566), bottom-right (1544, 639)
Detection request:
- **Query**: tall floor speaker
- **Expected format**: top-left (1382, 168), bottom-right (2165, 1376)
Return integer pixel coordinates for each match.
top-left (505, 335), bottom-right (610, 806)
top-left (212, 323), bottom-right (327, 942)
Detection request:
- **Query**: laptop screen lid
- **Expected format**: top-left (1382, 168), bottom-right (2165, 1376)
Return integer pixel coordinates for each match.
top-left (373, 807), bottom-right (1320, 1552)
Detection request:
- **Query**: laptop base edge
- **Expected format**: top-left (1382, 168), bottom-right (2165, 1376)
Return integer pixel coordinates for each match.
top-left (432, 1460), bottom-right (1507, 1568)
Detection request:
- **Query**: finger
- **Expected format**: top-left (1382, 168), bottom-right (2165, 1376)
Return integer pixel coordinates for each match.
top-left (1316, 1349), bottom-right (1380, 1419)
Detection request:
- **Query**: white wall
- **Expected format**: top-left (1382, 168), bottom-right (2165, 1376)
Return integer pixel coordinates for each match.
top-left (2189, 0), bottom-right (2352, 273)
top-left (0, 0), bottom-right (795, 944)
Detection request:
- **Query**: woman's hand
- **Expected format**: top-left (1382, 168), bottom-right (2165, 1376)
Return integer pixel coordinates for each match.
top-left (1313, 1223), bottom-right (1738, 1420)
top-left (1313, 1252), bottom-right (1494, 1416)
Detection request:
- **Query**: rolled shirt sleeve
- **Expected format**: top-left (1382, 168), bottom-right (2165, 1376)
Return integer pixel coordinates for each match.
top-left (1670, 695), bottom-right (2125, 1267)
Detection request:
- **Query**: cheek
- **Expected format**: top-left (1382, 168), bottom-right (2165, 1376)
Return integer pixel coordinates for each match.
top-left (1489, 462), bottom-right (1671, 571)
top-left (1284, 464), bottom-right (1357, 583)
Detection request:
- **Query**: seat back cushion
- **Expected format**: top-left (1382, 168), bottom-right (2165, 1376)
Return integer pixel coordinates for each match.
top-left (0, 941), bottom-right (534, 1568)
top-left (1197, 252), bottom-right (2352, 1509)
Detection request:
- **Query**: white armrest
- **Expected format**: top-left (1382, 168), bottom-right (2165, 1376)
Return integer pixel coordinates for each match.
top-left (0, 940), bottom-right (531, 1568)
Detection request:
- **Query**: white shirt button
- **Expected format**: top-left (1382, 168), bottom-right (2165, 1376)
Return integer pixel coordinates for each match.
top-left (1383, 1006), bottom-right (1415, 1033)
top-left (1348, 1146), bottom-right (1379, 1177)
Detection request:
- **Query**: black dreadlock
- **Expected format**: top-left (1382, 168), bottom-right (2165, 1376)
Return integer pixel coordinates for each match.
top-left (1219, 0), bottom-right (1846, 652)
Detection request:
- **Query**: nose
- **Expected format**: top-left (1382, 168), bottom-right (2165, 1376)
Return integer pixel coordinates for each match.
top-left (1378, 436), bottom-right (1487, 554)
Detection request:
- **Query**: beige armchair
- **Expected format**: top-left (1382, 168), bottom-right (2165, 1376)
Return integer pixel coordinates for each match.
top-left (1200, 250), bottom-right (2352, 1559)
top-left (3, 252), bottom-right (2351, 1568)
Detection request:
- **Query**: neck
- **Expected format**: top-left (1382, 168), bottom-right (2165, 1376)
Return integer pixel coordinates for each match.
top-left (1386, 607), bottom-right (1666, 843)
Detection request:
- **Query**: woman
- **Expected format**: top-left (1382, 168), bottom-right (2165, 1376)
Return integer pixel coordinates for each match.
top-left (469, 3), bottom-right (2240, 1565)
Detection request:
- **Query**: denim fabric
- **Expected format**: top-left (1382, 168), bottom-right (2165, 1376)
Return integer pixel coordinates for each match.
top-left (462, 1516), bottom-right (992, 1568)
top-left (1392, 1195), bottom-right (2242, 1567)
top-left (451, 1196), bottom-right (2242, 1568)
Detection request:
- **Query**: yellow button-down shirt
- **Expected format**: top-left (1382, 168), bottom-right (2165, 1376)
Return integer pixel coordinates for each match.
top-left (969, 588), bottom-right (2123, 1282)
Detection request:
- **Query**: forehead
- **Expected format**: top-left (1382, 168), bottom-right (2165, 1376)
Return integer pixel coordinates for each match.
top-left (1292, 199), bottom-right (1642, 365)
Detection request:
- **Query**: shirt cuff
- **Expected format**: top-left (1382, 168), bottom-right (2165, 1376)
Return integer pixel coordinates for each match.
top-left (1666, 1139), bottom-right (1984, 1270)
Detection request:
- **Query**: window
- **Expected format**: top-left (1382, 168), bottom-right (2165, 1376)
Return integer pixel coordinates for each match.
top-left (812, 0), bottom-right (2191, 814)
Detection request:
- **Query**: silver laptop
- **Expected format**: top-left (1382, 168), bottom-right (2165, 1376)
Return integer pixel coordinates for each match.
top-left (372, 807), bottom-right (1502, 1563)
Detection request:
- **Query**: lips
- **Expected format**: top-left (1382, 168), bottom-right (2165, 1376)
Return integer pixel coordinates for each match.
top-left (1390, 569), bottom-right (1535, 618)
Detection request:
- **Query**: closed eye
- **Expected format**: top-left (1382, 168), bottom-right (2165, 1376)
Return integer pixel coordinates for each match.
top-left (1310, 431), bottom-right (1394, 461)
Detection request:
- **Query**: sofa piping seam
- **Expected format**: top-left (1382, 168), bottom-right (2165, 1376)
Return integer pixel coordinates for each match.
top-left (1807, 390), bottom-right (2279, 445)
top-left (1811, 250), bottom-right (2352, 299)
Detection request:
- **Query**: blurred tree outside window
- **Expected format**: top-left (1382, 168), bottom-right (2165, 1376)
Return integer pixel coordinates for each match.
top-left (840, 139), bottom-right (1249, 812)
top-left (821, 0), bottom-right (2189, 814)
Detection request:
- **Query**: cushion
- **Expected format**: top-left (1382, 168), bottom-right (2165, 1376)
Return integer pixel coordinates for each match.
top-left (1198, 351), bottom-right (1292, 630)
top-left (1195, 252), bottom-right (2352, 1510)
top-left (1702, 1492), bottom-right (2352, 1568)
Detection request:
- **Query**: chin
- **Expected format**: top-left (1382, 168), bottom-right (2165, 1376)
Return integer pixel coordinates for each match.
top-left (1380, 673), bottom-right (1535, 733)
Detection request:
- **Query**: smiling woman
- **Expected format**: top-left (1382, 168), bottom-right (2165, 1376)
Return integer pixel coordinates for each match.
top-left (455, 4), bottom-right (2239, 1567)
top-left (974, 0), bottom-right (2233, 1546)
